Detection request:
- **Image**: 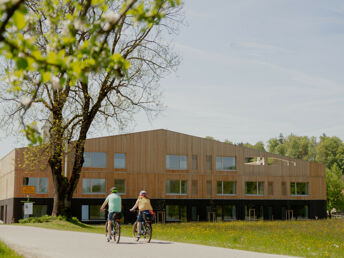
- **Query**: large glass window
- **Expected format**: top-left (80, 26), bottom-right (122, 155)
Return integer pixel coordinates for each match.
top-left (166, 155), bottom-right (187, 170)
top-left (290, 182), bottom-right (309, 195)
top-left (217, 205), bottom-right (236, 221)
top-left (89, 205), bottom-right (105, 220)
top-left (83, 152), bottom-right (106, 168)
top-left (216, 156), bottom-right (236, 171)
top-left (82, 178), bottom-right (106, 194)
top-left (166, 205), bottom-right (187, 222)
top-left (114, 179), bottom-right (126, 194)
top-left (114, 153), bottom-right (126, 169)
top-left (216, 181), bottom-right (236, 195)
top-left (23, 177), bottom-right (48, 193)
top-left (166, 180), bottom-right (187, 194)
top-left (245, 182), bottom-right (264, 195)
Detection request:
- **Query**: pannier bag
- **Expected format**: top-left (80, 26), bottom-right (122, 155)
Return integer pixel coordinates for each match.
top-left (143, 211), bottom-right (155, 222)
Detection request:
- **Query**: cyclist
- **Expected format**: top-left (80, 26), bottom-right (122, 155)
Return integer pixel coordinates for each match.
top-left (129, 190), bottom-right (153, 239)
top-left (100, 186), bottom-right (122, 241)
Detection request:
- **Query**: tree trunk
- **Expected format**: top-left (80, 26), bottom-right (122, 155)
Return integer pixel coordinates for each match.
top-left (50, 139), bottom-right (86, 218)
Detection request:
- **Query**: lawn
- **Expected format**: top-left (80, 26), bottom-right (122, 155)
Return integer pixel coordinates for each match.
top-left (16, 217), bottom-right (344, 258)
top-left (0, 240), bottom-right (23, 258)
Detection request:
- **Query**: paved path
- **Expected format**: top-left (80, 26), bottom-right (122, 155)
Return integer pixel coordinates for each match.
top-left (0, 225), bottom-right (296, 258)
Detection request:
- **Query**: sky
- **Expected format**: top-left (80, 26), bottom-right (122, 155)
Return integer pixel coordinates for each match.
top-left (1, 0), bottom-right (344, 158)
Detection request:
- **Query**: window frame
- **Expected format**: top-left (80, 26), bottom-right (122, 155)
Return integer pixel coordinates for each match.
top-left (216, 181), bottom-right (236, 195)
top-left (114, 179), bottom-right (126, 194)
top-left (114, 153), bottom-right (126, 169)
top-left (83, 152), bottom-right (107, 168)
top-left (166, 180), bottom-right (188, 195)
top-left (22, 177), bottom-right (49, 194)
top-left (166, 155), bottom-right (188, 170)
top-left (245, 181), bottom-right (264, 196)
top-left (216, 156), bottom-right (236, 171)
top-left (290, 182), bottom-right (309, 196)
top-left (82, 178), bottom-right (106, 194)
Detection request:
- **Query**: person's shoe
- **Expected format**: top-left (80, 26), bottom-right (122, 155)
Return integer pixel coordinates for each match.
top-left (136, 234), bottom-right (140, 241)
top-left (107, 235), bottom-right (112, 242)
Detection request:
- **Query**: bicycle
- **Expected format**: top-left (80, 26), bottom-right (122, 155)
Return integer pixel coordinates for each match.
top-left (132, 211), bottom-right (154, 243)
top-left (105, 210), bottom-right (121, 243)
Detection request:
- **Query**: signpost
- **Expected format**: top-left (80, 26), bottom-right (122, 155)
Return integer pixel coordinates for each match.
top-left (23, 186), bottom-right (35, 195)
top-left (22, 186), bottom-right (35, 218)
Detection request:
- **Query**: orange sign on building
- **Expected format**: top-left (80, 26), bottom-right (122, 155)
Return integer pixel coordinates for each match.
top-left (22, 186), bottom-right (35, 194)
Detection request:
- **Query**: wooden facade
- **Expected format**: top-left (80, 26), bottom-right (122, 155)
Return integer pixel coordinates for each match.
top-left (0, 129), bottom-right (327, 223)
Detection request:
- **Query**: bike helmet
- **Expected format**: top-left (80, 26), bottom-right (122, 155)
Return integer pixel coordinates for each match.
top-left (111, 187), bottom-right (118, 193)
top-left (139, 190), bottom-right (147, 196)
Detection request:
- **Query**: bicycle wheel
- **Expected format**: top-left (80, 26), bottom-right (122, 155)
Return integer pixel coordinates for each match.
top-left (132, 221), bottom-right (139, 239)
top-left (143, 222), bottom-right (152, 243)
top-left (113, 221), bottom-right (120, 243)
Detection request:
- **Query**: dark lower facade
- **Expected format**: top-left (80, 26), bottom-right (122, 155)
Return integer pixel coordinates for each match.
top-left (1, 198), bottom-right (327, 224)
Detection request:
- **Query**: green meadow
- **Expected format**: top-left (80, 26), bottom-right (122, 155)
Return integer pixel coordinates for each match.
top-left (15, 217), bottom-right (344, 257)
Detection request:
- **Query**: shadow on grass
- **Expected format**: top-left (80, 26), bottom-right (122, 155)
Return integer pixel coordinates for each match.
top-left (67, 218), bottom-right (92, 229)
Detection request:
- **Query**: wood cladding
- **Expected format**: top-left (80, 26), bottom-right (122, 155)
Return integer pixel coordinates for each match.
top-left (2, 129), bottom-right (326, 201)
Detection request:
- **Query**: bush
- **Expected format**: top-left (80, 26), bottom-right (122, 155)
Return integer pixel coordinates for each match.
top-left (18, 215), bottom-right (81, 224)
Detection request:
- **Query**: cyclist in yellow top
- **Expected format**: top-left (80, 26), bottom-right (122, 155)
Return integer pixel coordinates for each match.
top-left (130, 190), bottom-right (153, 238)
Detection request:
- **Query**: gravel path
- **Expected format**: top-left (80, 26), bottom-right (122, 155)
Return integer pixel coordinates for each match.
top-left (0, 225), bottom-right (297, 258)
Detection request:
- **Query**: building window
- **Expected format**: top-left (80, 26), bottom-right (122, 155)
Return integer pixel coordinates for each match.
top-left (245, 182), bottom-right (264, 195)
top-left (166, 205), bottom-right (187, 222)
top-left (83, 152), bottom-right (106, 168)
top-left (166, 155), bottom-right (187, 170)
top-left (114, 153), bottom-right (126, 169)
top-left (82, 178), bottom-right (106, 194)
top-left (281, 182), bottom-right (287, 195)
top-left (114, 179), bottom-right (126, 194)
top-left (216, 205), bottom-right (236, 221)
top-left (81, 205), bottom-right (105, 221)
top-left (192, 155), bottom-right (198, 170)
top-left (23, 177), bottom-right (48, 193)
top-left (206, 155), bottom-right (212, 170)
top-left (216, 181), bottom-right (236, 195)
top-left (216, 156), bottom-right (236, 171)
top-left (166, 180), bottom-right (187, 194)
top-left (206, 180), bottom-right (212, 196)
top-left (268, 182), bottom-right (273, 195)
top-left (290, 182), bottom-right (309, 195)
top-left (191, 180), bottom-right (198, 195)
top-left (89, 205), bottom-right (105, 220)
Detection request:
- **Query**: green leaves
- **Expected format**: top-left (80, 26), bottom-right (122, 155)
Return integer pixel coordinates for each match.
top-left (12, 8), bottom-right (26, 30)
top-left (16, 57), bottom-right (28, 69)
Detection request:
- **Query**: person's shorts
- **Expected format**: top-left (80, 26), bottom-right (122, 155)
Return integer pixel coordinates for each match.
top-left (108, 211), bottom-right (120, 221)
top-left (137, 210), bottom-right (150, 222)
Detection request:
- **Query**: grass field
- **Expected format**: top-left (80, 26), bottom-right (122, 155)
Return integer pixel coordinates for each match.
top-left (16, 217), bottom-right (344, 258)
top-left (0, 240), bottom-right (23, 258)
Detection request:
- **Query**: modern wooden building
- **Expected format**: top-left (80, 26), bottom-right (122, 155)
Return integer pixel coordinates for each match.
top-left (0, 129), bottom-right (327, 223)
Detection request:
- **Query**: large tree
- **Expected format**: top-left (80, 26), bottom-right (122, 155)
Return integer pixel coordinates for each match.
top-left (267, 134), bottom-right (317, 161)
top-left (326, 164), bottom-right (344, 216)
top-left (0, 0), bottom-right (182, 217)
